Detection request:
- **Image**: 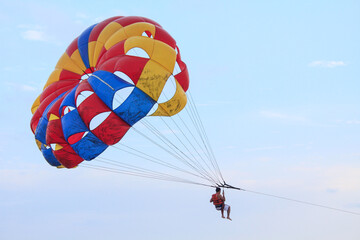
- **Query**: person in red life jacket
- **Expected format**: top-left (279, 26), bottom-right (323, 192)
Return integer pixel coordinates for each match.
top-left (210, 187), bottom-right (232, 220)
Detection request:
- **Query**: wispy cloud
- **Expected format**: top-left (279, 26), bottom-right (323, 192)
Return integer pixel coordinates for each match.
top-left (309, 60), bottom-right (346, 68)
top-left (21, 30), bottom-right (48, 41)
top-left (335, 119), bottom-right (360, 125)
top-left (76, 12), bottom-right (89, 19)
top-left (74, 12), bottom-right (91, 25)
top-left (326, 188), bottom-right (338, 193)
top-left (18, 24), bottom-right (49, 42)
top-left (4, 82), bottom-right (37, 92)
top-left (346, 203), bottom-right (360, 209)
top-left (291, 165), bottom-right (360, 192)
top-left (2, 65), bottom-right (47, 72)
top-left (345, 120), bottom-right (360, 125)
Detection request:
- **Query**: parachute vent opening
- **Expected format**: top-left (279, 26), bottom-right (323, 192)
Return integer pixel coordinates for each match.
top-left (112, 86), bottom-right (135, 110)
top-left (82, 131), bottom-right (89, 139)
top-left (142, 31), bottom-right (153, 38)
top-left (126, 47), bottom-right (150, 59)
top-left (68, 131), bottom-right (89, 145)
top-left (50, 143), bottom-right (63, 151)
top-left (173, 61), bottom-right (181, 76)
top-left (81, 73), bottom-right (93, 81)
top-left (147, 103), bottom-right (159, 116)
top-left (90, 111), bottom-right (111, 131)
top-left (76, 91), bottom-right (94, 108)
top-left (62, 106), bottom-right (75, 116)
top-left (114, 71), bottom-right (134, 85)
top-left (157, 75), bottom-right (177, 104)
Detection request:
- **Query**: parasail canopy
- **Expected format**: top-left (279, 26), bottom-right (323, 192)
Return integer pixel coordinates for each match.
top-left (30, 16), bottom-right (190, 169)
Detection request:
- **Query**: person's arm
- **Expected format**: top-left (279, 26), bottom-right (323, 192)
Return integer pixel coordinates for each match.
top-left (222, 190), bottom-right (226, 202)
top-left (210, 197), bottom-right (213, 203)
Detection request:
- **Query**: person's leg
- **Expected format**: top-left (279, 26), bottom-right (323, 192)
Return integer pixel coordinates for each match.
top-left (221, 205), bottom-right (225, 218)
top-left (227, 206), bottom-right (232, 220)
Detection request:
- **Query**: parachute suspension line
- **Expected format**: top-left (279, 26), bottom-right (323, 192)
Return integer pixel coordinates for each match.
top-left (136, 122), bottom-right (219, 186)
top-left (174, 111), bottom-right (213, 166)
top-left (185, 95), bottom-right (224, 184)
top-left (109, 87), bottom-right (219, 185)
top-left (138, 120), bottom-right (195, 167)
top-left (183, 104), bottom-right (208, 153)
top-left (141, 116), bottom-right (202, 172)
top-left (109, 144), bottom-right (214, 182)
top-left (154, 90), bottom-right (221, 183)
top-left (93, 163), bottom-right (204, 184)
top-left (183, 103), bottom-right (221, 178)
top-left (112, 144), bottom-right (207, 179)
top-left (131, 125), bottom-right (218, 185)
top-left (172, 116), bottom-right (222, 184)
top-left (165, 71), bottom-right (214, 166)
top-left (184, 98), bottom-right (219, 173)
top-left (81, 163), bottom-right (194, 184)
top-left (79, 164), bottom-right (214, 188)
top-left (140, 117), bottom-right (220, 185)
top-left (188, 91), bottom-right (224, 182)
top-left (166, 73), bottom-right (223, 183)
top-left (159, 79), bottom-right (223, 184)
top-left (186, 91), bottom-right (225, 183)
top-left (178, 109), bottom-right (223, 183)
top-left (94, 157), bottom-right (202, 183)
top-left (96, 157), bottom-right (179, 179)
top-left (155, 115), bottom-right (221, 184)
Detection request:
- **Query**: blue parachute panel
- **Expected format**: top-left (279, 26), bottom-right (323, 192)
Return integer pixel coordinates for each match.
top-left (35, 92), bottom-right (66, 144)
top-left (70, 132), bottom-right (107, 160)
top-left (78, 24), bottom-right (97, 69)
top-left (60, 85), bottom-right (107, 160)
top-left (41, 144), bottom-right (61, 167)
top-left (114, 87), bottom-right (156, 126)
top-left (35, 117), bottom-right (48, 144)
top-left (59, 86), bottom-right (77, 111)
top-left (87, 70), bottom-right (132, 108)
top-left (88, 70), bottom-right (155, 126)
top-left (61, 108), bottom-right (89, 140)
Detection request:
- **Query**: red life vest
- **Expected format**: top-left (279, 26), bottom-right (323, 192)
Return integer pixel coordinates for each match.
top-left (211, 193), bottom-right (224, 206)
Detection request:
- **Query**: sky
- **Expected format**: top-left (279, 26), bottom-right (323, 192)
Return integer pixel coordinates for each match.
top-left (0, 0), bottom-right (360, 239)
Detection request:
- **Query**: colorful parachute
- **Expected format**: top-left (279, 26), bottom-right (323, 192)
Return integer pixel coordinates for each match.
top-left (30, 16), bottom-right (189, 169)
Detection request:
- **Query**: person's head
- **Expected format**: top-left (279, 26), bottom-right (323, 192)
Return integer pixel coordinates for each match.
top-left (216, 187), bottom-right (221, 193)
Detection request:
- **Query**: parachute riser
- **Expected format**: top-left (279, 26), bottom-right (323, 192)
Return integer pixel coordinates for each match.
top-left (211, 181), bottom-right (243, 191)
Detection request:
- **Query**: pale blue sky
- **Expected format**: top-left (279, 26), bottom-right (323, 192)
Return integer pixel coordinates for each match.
top-left (1, 0), bottom-right (359, 239)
